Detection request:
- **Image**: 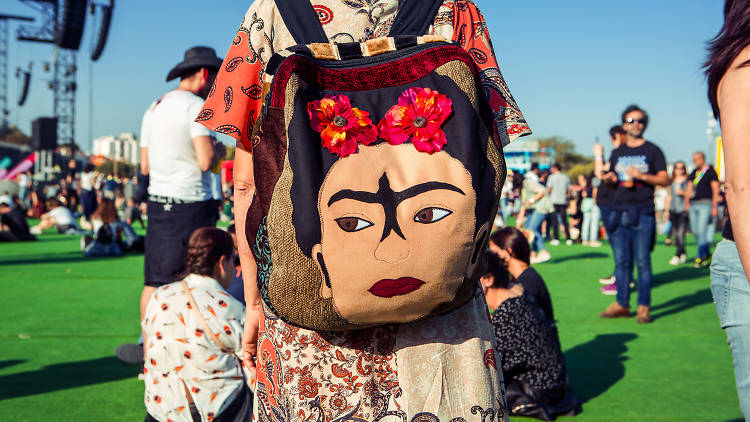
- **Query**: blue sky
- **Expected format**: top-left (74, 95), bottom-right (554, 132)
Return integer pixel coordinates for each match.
top-left (3, 1), bottom-right (724, 163)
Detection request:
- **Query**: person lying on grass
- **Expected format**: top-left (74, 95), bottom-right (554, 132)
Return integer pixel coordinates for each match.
top-left (29, 198), bottom-right (81, 235)
top-left (142, 227), bottom-right (253, 422)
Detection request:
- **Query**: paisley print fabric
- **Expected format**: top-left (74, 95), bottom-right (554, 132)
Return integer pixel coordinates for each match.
top-left (198, 0), bottom-right (530, 151)
top-left (255, 292), bottom-right (506, 421)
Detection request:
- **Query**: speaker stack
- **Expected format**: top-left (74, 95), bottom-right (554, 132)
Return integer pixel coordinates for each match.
top-left (30, 117), bottom-right (58, 150)
top-left (55, 0), bottom-right (88, 50)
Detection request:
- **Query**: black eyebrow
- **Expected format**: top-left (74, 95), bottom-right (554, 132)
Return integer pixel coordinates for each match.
top-left (328, 180), bottom-right (464, 207)
top-left (327, 174), bottom-right (464, 241)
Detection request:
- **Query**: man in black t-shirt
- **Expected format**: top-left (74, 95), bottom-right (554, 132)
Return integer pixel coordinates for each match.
top-left (684, 151), bottom-right (720, 266)
top-left (0, 197), bottom-right (36, 242)
top-left (599, 105), bottom-right (669, 324)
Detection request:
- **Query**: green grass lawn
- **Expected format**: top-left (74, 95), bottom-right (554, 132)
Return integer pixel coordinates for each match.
top-left (0, 228), bottom-right (743, 421)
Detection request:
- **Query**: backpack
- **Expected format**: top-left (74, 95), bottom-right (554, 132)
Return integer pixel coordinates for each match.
top-left (248, 0), bottom-right (507, 331)
top-left (95, 222), bottom-right (114, 244)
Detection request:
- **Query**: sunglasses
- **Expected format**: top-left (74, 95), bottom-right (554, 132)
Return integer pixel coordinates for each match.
top-left (626, 118), bottom-right (647, 125)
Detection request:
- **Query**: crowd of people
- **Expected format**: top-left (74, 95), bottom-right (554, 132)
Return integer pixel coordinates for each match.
top-left (2, 0), bottom-right (750, 420)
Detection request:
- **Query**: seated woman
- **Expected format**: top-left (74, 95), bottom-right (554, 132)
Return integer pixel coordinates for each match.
top-left (29, 198), bottom-right (79, 235)
top-left (490, 226), bottom-right (555, 322)
top-left (481, 251), bottom-right (578, 420)
top-left (82, 199), bottom-right (122, 257)
top-left (143, 227), bottom-right (252, 422)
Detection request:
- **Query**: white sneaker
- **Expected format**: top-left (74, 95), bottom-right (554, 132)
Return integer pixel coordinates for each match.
top-left (566, 239), bottom-right (573, 246)
top-left (550, 239), bottom-right (560, 246)
top-left (669, 255), bottom-right (680, 266)
top-left (599, 275), bottom-right (616, 285)
top-left (29, 226), bottom-right (42, 235)
top-left (679, 254), bottom-right (686, 264)
top-left (533, 250), bottom-right (551, 264)
top-left (589, 240), bottom-right (602, 247)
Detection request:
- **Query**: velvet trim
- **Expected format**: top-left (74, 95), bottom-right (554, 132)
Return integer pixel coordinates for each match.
top-left (271, 45), bottom-right (477, 108)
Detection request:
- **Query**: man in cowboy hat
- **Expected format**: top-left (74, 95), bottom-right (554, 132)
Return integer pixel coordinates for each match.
top-left (116, 46), bottom-right (226, 364)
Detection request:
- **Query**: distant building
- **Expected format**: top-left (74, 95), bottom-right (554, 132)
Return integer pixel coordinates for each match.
top-left (92, 133), bottom-right (139, 164)
top-left (503, 138), bottom-right (555, 173)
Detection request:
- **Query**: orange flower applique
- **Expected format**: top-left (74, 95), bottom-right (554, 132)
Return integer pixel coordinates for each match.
top-left (378, 87), bottom-right (453, 154)
top-left (307, 95), bottom-right (377, 157)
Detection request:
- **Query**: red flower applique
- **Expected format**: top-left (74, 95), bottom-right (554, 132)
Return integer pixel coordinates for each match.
top-left (378, 87), bottom-right (453, 154)
top-left (307, 95), bottom-right (377, 157)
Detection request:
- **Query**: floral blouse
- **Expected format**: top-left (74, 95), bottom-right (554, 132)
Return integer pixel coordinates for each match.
top-left (142, 274), bottom-right (248, 422)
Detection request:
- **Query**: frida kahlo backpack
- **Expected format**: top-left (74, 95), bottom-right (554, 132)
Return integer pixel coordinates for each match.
top-left (247, 0), bottom-right (507, 331)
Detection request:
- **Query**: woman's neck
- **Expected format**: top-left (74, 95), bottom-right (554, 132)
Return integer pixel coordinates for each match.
top-left (508, 259), bottom-right (528, 279)
top-left (486, 284), bottom-right (524, 310)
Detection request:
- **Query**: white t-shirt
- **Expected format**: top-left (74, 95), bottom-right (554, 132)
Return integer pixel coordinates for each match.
top-left (48, 206), bottom-right (75, 226)
top-left (80, 171), bottom-right (94, 191)
top-left (141, 90), bottom-right (213, 201)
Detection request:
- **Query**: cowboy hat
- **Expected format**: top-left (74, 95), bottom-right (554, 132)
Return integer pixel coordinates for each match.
top-left (166, 46), bottom-right (222, 82)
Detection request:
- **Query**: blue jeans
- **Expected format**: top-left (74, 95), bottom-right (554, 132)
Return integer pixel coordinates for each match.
top-left (711, 240), bottom-right (750, 418)
top-left (525, 210), bottom-right (547, 253)
top-left (582, 205), bottom-right (601, 242)
top-left (500, 197), bottom-right (512, 222)
top-left (610, 210), bottom-right (655, 307)
top-left (690, 200), bottom-right (713, 259)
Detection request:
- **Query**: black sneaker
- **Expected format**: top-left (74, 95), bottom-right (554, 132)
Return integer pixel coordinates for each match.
top-left (115, 343), bottom-right (144, 364)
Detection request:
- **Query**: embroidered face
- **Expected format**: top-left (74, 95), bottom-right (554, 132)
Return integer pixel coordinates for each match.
top-left (311, 142), bottom-right (482, 324)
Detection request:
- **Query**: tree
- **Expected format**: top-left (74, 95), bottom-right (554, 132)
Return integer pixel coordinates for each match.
top-left (0, 126), bottom-right (30, 146)
top-left (538, 136), bottom-right (591, 171)
top-left (95, 161), bottom-right (137, 178)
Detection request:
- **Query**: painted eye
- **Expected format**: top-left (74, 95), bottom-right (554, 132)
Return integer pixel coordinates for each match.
top-left (335, 217), bottom-right (374, 232)
top-left (414, 207), bottom-right (452, 224)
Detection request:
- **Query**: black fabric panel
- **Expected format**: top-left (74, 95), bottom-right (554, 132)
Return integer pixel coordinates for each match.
top-left (274, 0), bottom-right (328, 44)
top-left (265, 54), bottom-right (285, 76)
top-left (393, 35), bottom-right (418, 50)
top-left (389, 0), bottom-right (444, 36)
top-left (337, 42), bottom-right (363, 60)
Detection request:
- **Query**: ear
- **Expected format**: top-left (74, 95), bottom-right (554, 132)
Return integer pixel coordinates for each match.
top-left (312, 244), bottom-right (332, 299)
top-left (466, 221), bottom-right (490, 279)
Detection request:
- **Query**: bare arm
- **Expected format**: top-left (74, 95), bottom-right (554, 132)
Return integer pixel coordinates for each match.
top-left (140, 147), bottom-right (149, 175)
top-left (628, 169), bottom-right (670, 187)
top-left (192, 135), bottom-right (216, 172)
top-left (684, 182), bottom-right (694, 212)
top-left (234, 147), bottom-right (261, 368)
top-left (711, 180), bottom-right (721, 217)
top-left (718, 45), bottom-right (750, 280)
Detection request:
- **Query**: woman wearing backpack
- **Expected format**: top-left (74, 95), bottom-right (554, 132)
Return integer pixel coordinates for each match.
top-left (198, 1), bottom-right (531, 419)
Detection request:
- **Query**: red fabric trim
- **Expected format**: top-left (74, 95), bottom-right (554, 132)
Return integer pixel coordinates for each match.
top-left (271, 45), bottom-right (478, 108)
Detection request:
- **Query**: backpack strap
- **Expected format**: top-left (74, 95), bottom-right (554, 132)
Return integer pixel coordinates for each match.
top-left (388, 0), bottom-right (444, 37)
top-left (274, 0), bottom-right (328, 44)
top-left (275, 0), bottom-right (443, 45)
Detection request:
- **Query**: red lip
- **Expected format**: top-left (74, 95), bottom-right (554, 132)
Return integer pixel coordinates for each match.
top-left (369, 277), bottom-right (425, 297)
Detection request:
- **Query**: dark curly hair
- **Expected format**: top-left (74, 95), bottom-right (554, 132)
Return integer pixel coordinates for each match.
top-left (705, 0), bottom-right (750, 118)
top-left (482, 251), bottom-right (510, 289)
top-left (184, 227), bottom-right (234, 278)
top-left (621, 104), bottom-right (649, 129)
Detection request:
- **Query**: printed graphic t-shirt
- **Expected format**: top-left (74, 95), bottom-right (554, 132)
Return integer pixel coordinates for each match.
top-left (609, 141), bottom-right (667, 207)
top-left (688, 166), bottom-right (718, 202)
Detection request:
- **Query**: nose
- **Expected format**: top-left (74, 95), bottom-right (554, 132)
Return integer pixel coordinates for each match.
top-left (374, 233), bottom-right (410, 264)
